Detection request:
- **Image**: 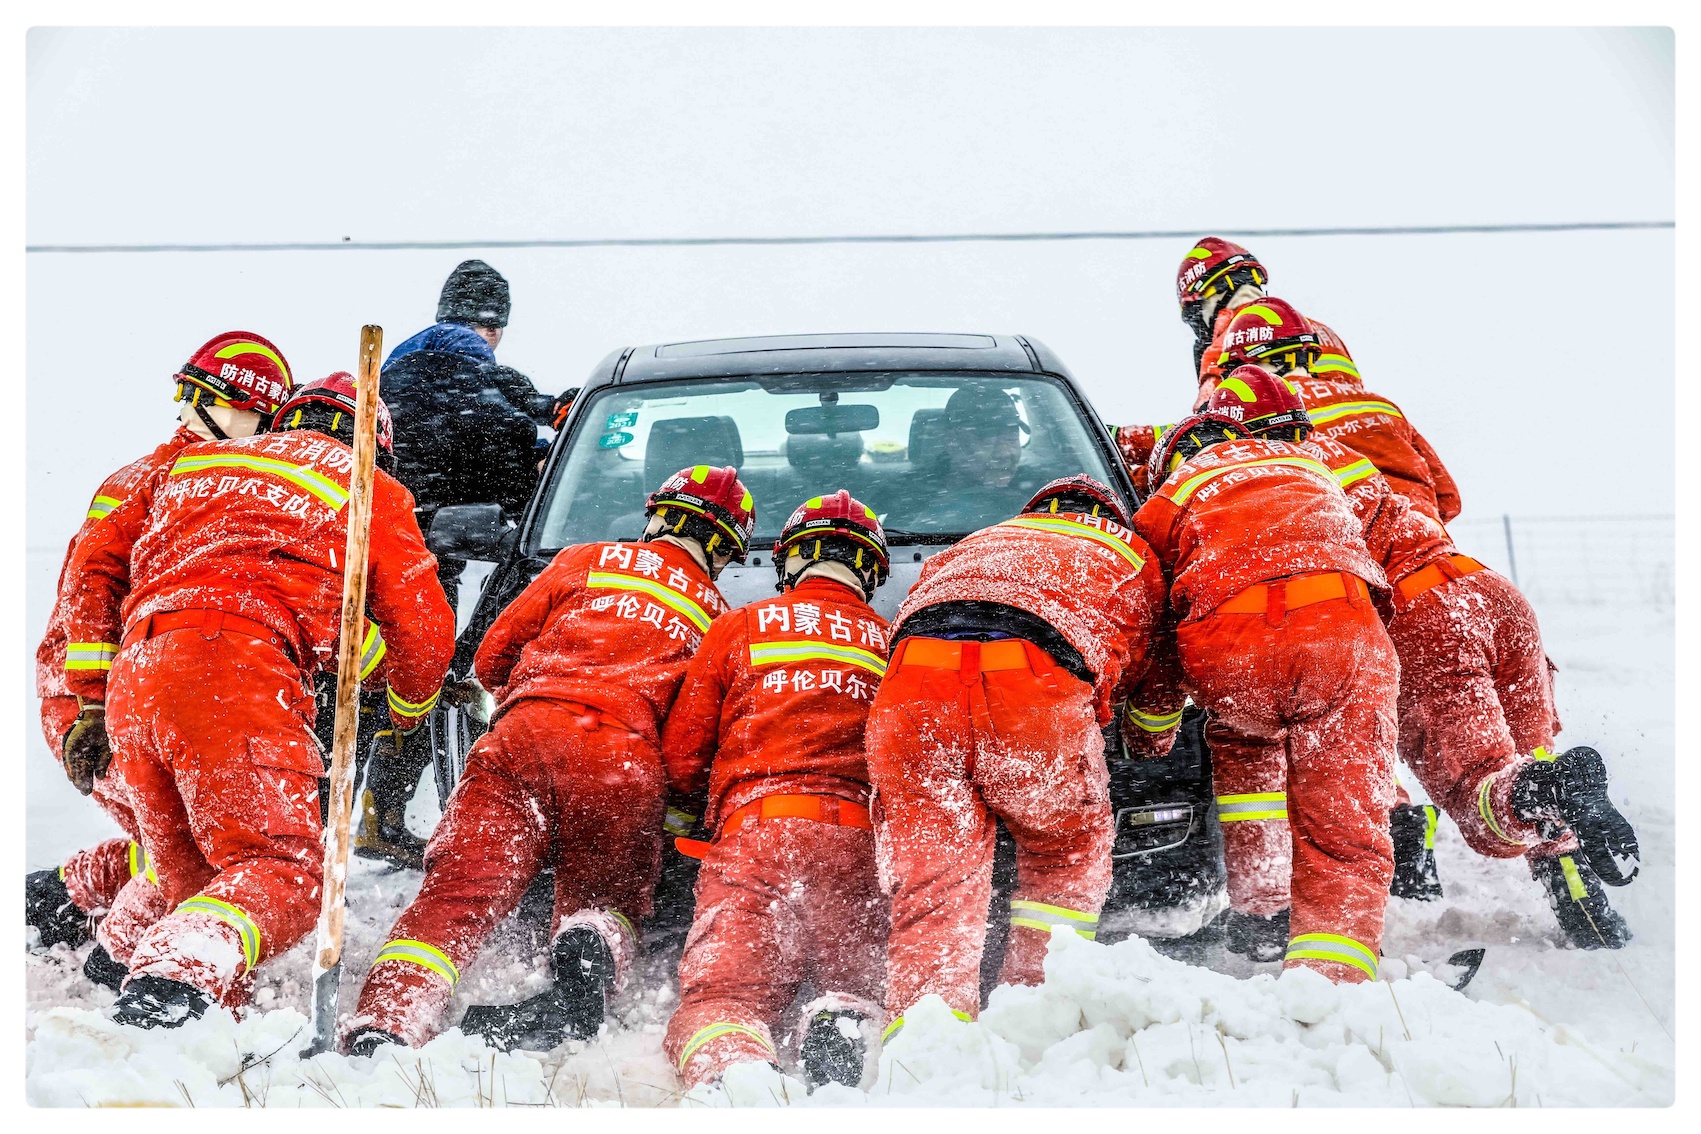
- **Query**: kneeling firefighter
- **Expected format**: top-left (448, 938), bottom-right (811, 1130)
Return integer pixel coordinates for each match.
top-left (661, 491), bottom-right (894, 1090)
top-left (344, 465), bottom-right (751, 1056)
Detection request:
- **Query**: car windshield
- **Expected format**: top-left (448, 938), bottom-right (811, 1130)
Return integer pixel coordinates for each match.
top-left (531, 370), bottom-right (1121, 553)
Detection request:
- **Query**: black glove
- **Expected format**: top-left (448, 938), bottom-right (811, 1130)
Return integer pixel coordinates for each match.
top-left (62, 702), bottom-right (112, 796)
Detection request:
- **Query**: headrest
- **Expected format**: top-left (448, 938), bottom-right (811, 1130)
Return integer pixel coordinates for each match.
top-left (907, 407), bottom-right (950, 472)
top-left (644, 415), bottom-right (745, 490)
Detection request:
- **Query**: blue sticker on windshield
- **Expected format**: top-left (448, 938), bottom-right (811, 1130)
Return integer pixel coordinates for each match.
top-left (605, 411), bottom-right (638, 430)
top-left (599, 431), bottom-right (635, 449)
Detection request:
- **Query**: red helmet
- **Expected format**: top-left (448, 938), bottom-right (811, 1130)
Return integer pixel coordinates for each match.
top-left (646, 465), bottom-right (757, 562)
top-left (175, 331), bottom-right (294, 415)
top-left (1215, 297), bottom-right (1322, 372)
top-left (1176, 237), bottom-right (1267, 314)
top-left (272, 372), bottom-right (395, 453)
top-left (1147, 411), bottom-right (1250, 487)
top-left (772, 489), bottom-right (890, 591)
top-left (1024, 475), bottom-right (1131, 526)
top-left (1207, 364), bottom-right (1312, 439)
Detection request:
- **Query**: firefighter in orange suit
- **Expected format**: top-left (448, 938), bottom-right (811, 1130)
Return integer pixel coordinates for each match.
top-left (1207, 364), bottom-right (1637, 950)
top-left (59, 373), bottom-right (454, 1026)
top-left (345, 465), bottom-right (750, 1056)
top-left (866, 476), bottom-right (1171, 1038)
top-left (28, 332), bottom-right (293, 964)
top-left (1135, 411), bottom-right (1399, 983)
top-left (661, 491), bottom-right (893, 1090)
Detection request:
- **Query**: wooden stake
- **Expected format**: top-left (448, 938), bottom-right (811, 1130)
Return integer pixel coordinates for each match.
top-left (303, 325), bottom-right (384, 1058)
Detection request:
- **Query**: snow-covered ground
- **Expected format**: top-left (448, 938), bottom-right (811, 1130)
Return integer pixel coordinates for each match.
top-left (23, 591), bottom-right (1674, 1106)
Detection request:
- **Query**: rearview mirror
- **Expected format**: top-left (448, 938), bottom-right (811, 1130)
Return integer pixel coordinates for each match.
top-left (427, 504), bottom-right (508, 561)
top-left (784, 403), bottom-right (879, 436)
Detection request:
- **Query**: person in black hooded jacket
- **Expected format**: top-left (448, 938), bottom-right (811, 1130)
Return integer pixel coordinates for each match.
top-left (383, 260), bottom-right (556, 595)
top-left (355, 261), bottom-right (559, 866)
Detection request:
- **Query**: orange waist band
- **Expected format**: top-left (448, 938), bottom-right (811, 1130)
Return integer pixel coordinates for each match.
top-left (720, 793), bottom-right (873, 838)
top-left (1216, 571), bottom-right (1369, 616)
top-left (1395, 554), bottom-right (1485, 606)
top-left (893, 636), bottom-right (1033, 672)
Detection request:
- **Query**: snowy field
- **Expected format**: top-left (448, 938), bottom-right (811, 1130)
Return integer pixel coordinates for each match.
top-left (22, 586), bottom-right (1675, 1107)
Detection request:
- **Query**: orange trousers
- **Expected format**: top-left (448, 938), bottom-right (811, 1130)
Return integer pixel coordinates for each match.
top-left (100, 628), bottom-right (325, 1003)
top-left (1179, 581), bottom-right (1399, 984)
top-left (61, 838), bottom-right (145, 915)
top-left (865, 638), bottom-right (1112, 1025)
top-left (1389, 568), bottom-right (1572, 860)
top-left (347, 698), bottom-right (666, 1049)
top-left (664, 813), bottom-right (888, 1088)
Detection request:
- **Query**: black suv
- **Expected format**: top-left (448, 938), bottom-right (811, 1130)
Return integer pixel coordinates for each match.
top-left (422, 333), bottom-right (1225, 968)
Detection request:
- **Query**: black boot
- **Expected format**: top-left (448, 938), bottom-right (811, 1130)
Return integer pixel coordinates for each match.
top-left (1530, 853), bottom-right (1632, 949)
top-left (110, 975), bottom-right (211, 1029)
top-left (1512, 746), bottom-right (1640, 886)
top-left (26, 869), bottom-right (94, 949)
top-left (1389, 804), bottom-right (1445, 901)
top-left (1223, 908), bottom-right (1290, 963)
top-left (801, 1009), bottom-right (867, 1088)
top-left (83, 943), bottom-right (129, 992)
top-left (346, 1026), bottom-right (405, 1058)
top-left (459, 926), bottom-right (614, 1052)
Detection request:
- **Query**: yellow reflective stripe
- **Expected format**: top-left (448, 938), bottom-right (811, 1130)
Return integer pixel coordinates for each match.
top-left (1171, 455), bottom-right (1336, 505)
top-left (1125, 705), bottom-right (1183, 732)
top-left (387, 685), bottom-right (440, 720)
top-left (999, 515), bottom-right (1145, 570)
top-left (127, 842), bottom-right (158, 885)
top-left (1477, 778), bottom-right (1525, 845)
top-left (1532, 745), bottom-right (1557, 762)
top-left (1559, 855), bottom-right (1588, 901)
top-left (373, 938), bottom-right (460, 986)
top-left (664, 807), bottom-right (697, 836)
top-left (86, 494), bottom-right (122, 519)
top-left (748, 639), bottom-right (887, 677)
top-left (359, 620), bottom-right (387, 681)
top-left (1009, 899), bottom-right (1098, 939)
top-left (609, 909), bottom-right (636, 943)
top-left (1305, 399), bottom-right (1403, 426)
top-left (1332, 458), bottom-right (1380, 489)
top-left (1312, 354), bottom-right (1361, 380)
top-left (169, 453), bottom-right (349, 510)
top-left (677, 1021), bottom-right (775, 1070)
top-left (1285, 932), bottom-right (1378, 979)
top-left (65, 642), bottom-right (119, 671)
top-left (883, 1009), bottom-right (973, 1042)
top-left (213, 339), bottom-right (291, 384)
top-left (585, 571), bottom-right (713, 632)
top-left (175, 895), bottom-right (261, 972)
top-left (1217, 791), bottom-right (1288, 822)
top-left (1423, 805), bottom-right (1439, 851)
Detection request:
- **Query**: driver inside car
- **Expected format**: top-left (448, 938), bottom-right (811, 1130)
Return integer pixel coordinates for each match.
top-left (888, 385), bottom-right (1039, 532)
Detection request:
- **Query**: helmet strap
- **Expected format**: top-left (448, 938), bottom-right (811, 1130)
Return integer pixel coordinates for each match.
top-left (190, 397), bottom-right (229, 441)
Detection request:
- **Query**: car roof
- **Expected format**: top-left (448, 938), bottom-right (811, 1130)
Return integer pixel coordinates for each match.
top-left (601, 332), bottom-right (1058, 384)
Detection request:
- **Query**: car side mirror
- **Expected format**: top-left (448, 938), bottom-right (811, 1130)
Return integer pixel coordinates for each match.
top-left (427, 504), bottom-right (508, 561)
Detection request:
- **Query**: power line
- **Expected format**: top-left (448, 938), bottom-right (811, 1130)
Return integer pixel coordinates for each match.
top-left (24, 219), bottom-right (1673, 255)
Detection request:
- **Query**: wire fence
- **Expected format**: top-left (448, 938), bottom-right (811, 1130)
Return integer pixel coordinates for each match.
top-left (1447, 514), bottom-right (1674, 613)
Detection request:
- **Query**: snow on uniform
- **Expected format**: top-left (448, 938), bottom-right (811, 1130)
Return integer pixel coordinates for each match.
top-left (866, 510), bottom-right (1169, 1031)
top-left (348, 538), bottom-right (727, 1049)
top-left (1294, 319), bottom-right (1463, 524)
top-left (1305, 435), bottom-right (1572, 865)
top-left (1134, 436), bottom-right (1398, 984)
top-left (37, 426), bottom-right (200, 914)
top-left (59, 430), bottom-right (454, 1004)
top-left (660, 576), bottom-right (890, 1087)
